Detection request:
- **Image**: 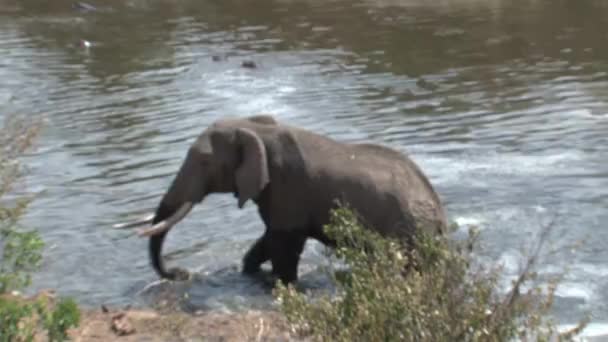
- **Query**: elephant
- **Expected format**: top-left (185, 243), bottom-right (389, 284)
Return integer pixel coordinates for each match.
top-left (131, 114), bottom-right (448, 284)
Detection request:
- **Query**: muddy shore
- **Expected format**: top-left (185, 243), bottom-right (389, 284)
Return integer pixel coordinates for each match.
top-left (69, 306), bottom-right (302, 342)
top-left (6, 291), bottom-right (305, 342)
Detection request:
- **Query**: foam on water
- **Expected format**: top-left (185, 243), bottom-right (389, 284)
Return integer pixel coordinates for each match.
top-left (555, 283), bottom-right (594, 302)
top-left (559, 323), bottom-right (608, 341)
top-left (417, 150), bottom-right (586, 187)
top-left (453, 216), bottom-right (486, 228)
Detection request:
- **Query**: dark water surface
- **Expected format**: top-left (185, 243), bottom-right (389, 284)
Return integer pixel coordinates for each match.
top-left (1, 0), bottom-right (607, 333)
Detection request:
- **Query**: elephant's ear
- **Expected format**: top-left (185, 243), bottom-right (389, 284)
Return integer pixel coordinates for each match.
top-left (235, 128), bottom-right (270, 208)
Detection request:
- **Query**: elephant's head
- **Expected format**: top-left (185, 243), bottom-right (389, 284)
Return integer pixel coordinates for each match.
top-left (145, 120), bottom-right (270, 280)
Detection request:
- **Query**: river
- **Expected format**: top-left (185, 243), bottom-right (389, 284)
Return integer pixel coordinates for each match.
top-left (1, 0), bottom-right (607, 336)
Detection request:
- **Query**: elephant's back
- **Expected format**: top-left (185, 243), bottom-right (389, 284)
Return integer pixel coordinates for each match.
top-left (307, 147), bottom-right (446, 236)
top-left (271, 126), bottom-right (447, 236)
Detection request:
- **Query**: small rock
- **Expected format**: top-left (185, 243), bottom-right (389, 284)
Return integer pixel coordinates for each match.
top-left (211, 55), bottom-right (229, 62)
top-left (111, 312), bottom-right (135, 336)
top-left (241, 60), bottom-right (257, 69)
top-left (101, 304), bottom-right (109, 313)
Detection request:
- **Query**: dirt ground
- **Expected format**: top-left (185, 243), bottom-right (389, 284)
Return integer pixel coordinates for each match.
top-left (4, 291), bottom-right (308, 342)
top-left (68, 306), bottom-right (306, 342)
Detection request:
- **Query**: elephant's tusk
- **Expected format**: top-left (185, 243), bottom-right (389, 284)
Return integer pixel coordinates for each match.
top-left (136, 202), bottom-right (193, 237)
top-left (113, 213), bottom-right (154, 229)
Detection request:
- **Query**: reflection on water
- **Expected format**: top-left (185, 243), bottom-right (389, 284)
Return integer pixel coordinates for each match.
top-left (1, 0), bottom-right (607, 330)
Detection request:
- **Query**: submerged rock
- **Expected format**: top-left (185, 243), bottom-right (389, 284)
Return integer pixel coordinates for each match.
top-left (241, 60), bottom-right (257, 69)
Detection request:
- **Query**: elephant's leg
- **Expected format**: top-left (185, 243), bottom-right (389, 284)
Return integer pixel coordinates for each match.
top-left (266, 230), bottom-right (307, 284)
top-left (242, 234), bottom-right (270, 275)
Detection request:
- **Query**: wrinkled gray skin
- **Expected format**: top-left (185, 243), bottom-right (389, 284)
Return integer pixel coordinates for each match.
top-left (150, 115), bottom-right (447, 284)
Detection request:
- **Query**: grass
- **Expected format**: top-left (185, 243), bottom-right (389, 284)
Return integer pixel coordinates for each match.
top-left (276, 205), bottom-right (589, 342)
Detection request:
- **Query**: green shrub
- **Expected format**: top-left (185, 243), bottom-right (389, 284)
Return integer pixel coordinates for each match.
top-left (0, 296), bottom-right (81, 342)
top-left (0, 296), bottom-right (36, 342)
top-left (0, 115), bottom-right (80, 341)
top-left (276, 206), bottom-right (588, 342)
top-left (0, 228), bottom-right (44, 294)
top-left (39, 297), bottom-right (81, 341)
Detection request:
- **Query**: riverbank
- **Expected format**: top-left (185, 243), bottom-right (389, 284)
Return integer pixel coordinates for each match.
top-left (5, 290), bottom-right (303, 342)
top-left (9, 289), bottom-right (608, 342)
top-left (69, 306), bottom-right (301, 342)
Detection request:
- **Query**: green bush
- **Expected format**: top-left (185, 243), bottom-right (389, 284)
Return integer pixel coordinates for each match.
top-left (0, 228), bottom-right (44, 294)
top-left (0, 116), bottom-right (80, 341)
top-left (0, 296), bottom-right (36, 342)
top-left (39, 297), bottom-right (81, 342)
top-left (0, 296), bottom-right (80, 342)
top-left (276, 206), bottom-right (588, 342)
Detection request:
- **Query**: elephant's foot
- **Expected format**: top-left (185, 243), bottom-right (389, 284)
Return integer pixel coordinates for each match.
top-left (271, 265), bottom-right (298, 285)
top-left (242, 235), bottom-right (270, 275)
top-left (267, 230), bottom-right (307, 285)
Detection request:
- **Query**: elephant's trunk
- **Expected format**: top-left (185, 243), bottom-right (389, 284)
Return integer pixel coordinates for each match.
top-left (147, 201), bottom-right (193, 279)
top-left (146, 147), bottom-right (207, 279)
top-left (149, 230), bottom-right (173, 279)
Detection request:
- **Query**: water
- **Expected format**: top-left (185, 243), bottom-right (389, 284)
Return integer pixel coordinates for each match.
top-left (1, 0), bottom-right (607, 334)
